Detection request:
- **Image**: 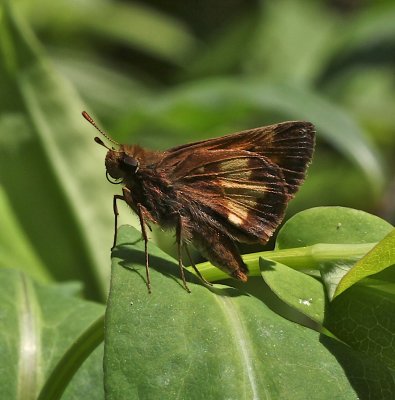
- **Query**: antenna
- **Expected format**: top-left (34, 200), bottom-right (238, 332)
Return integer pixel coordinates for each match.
top-left (94, 136), bottom-right (112, 151)
top-left (82, 111), bottom-right (120, 148)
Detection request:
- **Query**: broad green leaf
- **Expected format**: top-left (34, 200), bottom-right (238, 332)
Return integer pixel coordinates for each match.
top-left (276, 207), bottom-right (393, 298)
top-left (104, 225), bottom-right (393, 399)
top-left (0, 269), bottom-right (104, 400)
top-left (326, 285), bottom-right (395, 376)
top-left (260, 258), bottom-right (326, 326)
top-left (274, 207), bottom-right (395, 377)
top-left (0, 2), bottom-right (116, 300)
top-left (334, 229), bottom-right (395, 298)
top-left (276, 207), bottom-right (393, 249)
top-left (0, 185), bottom-right (50, 283)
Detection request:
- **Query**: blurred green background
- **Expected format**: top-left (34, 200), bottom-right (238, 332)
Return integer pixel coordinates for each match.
top-left (1, 0), bottom-right (394, 301)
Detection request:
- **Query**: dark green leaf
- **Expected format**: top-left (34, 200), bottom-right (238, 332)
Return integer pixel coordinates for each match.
top-left (326, 285), bottom-right (395, 377)
top-left (335, 229), bottom-right (395, 297)
top-left (0, 186), bottom-right (49, 283)
top-left (104, 225), bottom-right (391, 399)
top-left (0, 2), bottom-right (116, 299)
top-left (0, 269), bottom-right (104, 400)
top-left (276, 207), bottom-right (393, 248)
top-left (260, 258), bottom-right (326, 326)
top-left (276, 207), bottom-right (393, 299)
top-left (273, 207), bottom-right (395, 381)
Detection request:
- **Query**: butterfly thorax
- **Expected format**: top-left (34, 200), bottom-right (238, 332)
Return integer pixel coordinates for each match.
top-left (108, 145), bottom-right (182, 227)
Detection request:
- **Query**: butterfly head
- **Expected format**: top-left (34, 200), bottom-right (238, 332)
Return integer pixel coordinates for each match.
top-left (104, 147), bottom-right (140, 182)
top-left (82, 111), bottom-right (140, 184)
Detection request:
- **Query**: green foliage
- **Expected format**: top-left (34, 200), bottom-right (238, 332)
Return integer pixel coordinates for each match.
top-left (0, 2), bottom-right (116, 300)
top-left (104, 206), bottom-right (395, 399)
top-left (275, 207), bottom-right (393, 299)
top-left (1, 0), bottom-right (395, 398)
top-left (0, 270), bottom-right (104, 400)
top-left (334, 229), bottom-right (395, 297)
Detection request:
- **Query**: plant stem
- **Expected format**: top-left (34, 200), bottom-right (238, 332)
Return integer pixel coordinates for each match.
top-left (36, 315), bottom-right (104, 400)
top-left (187, 242), bottom-right (377, 282)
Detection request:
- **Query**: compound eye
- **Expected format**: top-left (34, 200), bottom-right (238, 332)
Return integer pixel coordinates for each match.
top-left (122, 155), bottom-right (139, 172)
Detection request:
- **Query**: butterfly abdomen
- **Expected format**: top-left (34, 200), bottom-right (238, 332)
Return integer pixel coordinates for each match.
top-left (192, 226), bottom-right (249, 282)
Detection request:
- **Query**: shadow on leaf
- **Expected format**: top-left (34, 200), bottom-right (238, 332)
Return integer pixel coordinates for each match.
top-left (112, 244), bottom-right (246, 298)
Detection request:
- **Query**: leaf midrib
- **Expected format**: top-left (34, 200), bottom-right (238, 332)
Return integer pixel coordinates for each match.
top-left (17, 272), bottom-right (41, 400)
top-left (214, 294), bottom-right (266, 400)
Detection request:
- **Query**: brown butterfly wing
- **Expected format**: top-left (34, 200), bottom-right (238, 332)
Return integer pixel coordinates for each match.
top-left (162, 121), bottom-right (315, 198)
top-left (170, 150), bottom-right (289, 243)
top-left (158, 121), bottom-right (315, 244)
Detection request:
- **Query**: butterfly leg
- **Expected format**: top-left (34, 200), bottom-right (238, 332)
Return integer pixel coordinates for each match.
top-left (136, 203), bottom-right (152, 294)
top-left (185, 245), bottom-right (212, 286)
top-left (112, 194), bottom-right (125, 250)
top-left (176, 216), bottom-right (191, 293)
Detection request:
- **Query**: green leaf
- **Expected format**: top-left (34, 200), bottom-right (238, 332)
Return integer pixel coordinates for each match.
top-left (62, 345), bottom-right (104, 400)
top-left (0, 2), bottom-right (116, 300)
top-left (104, 225), bottom-right (393, 399)
top-left (38, 315), bottom-right (105, 400)
top-left (276, 207), bottom-right (393, 249)
top-left (0, 269), bottom-right (104, 400)
top-left (271, 207), bottom-right (395, 378)
top-left (276, 207), bottom-right (393, 299)
top-left (0, 185), bottom-right (50, 283)
top-left (260, 258), bottom-right (326, 326)
top-left (335, 229), bottom-right (395, 298)
top-left (326, 285), bottom-right (395, 376)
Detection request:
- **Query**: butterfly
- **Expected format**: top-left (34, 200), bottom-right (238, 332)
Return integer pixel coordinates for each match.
top-left (83, 111), bottom-right (315, 292)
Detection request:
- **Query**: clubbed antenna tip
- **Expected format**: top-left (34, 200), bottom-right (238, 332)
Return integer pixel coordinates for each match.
top-left (82, 111), bottom-right (120, 148)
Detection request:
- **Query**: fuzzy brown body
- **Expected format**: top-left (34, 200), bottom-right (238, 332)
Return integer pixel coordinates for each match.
top-left (98, 120), bottom-right (316, 287)
top-left (115, 145), bottom-right (250, 280)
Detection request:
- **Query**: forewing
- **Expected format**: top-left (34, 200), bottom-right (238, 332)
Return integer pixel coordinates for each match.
top-left (162, 121), bottom-right (315, 197)
top-left (168, 150), bottom-right (289, 244)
